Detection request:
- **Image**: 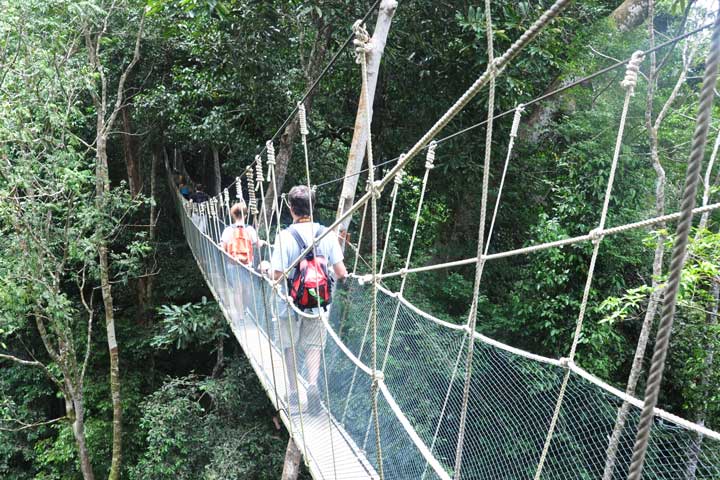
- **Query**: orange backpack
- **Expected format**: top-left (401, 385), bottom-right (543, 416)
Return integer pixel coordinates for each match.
top-left (225, 225), bottom-right (253, 264)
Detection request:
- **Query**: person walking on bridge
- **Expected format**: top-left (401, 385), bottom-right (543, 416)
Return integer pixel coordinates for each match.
top-left (271, 185), bottom-right (347, 414)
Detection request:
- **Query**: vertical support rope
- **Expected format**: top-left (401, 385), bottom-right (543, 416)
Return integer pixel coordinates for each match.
top-left (453, 1), bottom-right (496, 476)
top-left (353, 194), bottom-right (370, 276)
top-left (267, 153), bottom-right (310, 461)
top-left (378, 163), bottom-right (405, 275)
top-left (297, 100), bottom-right (339, 479)
top-left (354, 19), bottom-right (385, 479)
top-left (533, 50), bottom-right (645, 480)
top-left (627, 10), bottom-right (720, 480)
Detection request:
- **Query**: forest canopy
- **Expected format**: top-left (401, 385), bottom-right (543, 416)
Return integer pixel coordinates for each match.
top-left (1, 0), bottom-right (719, 478)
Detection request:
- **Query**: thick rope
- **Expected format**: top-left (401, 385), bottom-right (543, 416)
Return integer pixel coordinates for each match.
top-left (354, 19), bottom-right (385, 479)
top-left (266, 146), bottom-right (310, 461)
top-left (533, 50), bottom-right (644, 480)
top-left (378, 164), bottom-right (405, 275)
top-left (453, 1), bottom-right (496, 476)
top-left (298, 100), bottom-right (339, 478)
top-left (627, 10), bottom-right (720, 480)
top-left (277, 0), bottom-right (572, 282)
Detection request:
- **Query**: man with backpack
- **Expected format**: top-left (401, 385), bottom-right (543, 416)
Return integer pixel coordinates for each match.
top-left (221, 202), bottom-right (261, 316)
top-left (270, 185), bottom-right (347, 414)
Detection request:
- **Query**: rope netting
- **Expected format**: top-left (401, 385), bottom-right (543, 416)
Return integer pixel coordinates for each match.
top-left (166, 1), bottom-right (720, 478)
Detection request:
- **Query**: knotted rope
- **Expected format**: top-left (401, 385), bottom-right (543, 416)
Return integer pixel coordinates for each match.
top-left (627, 10), bottom-right (720, 480)
top-left (454, 0), bottom-right (496, 476)
top-left (354, 18), bottom-right (385, 478)
top-left (533, 47), bottom-right (645, 480)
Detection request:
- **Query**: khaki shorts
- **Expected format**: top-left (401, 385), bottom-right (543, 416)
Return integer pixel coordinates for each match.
top-left (276, 304), bottom-right (327, 350)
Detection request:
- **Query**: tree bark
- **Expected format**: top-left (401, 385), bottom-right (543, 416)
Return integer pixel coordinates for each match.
top-left (263, 12), bottom-right (334, 205)
top-left (335, 0), bottom-right (398, 244)
top-left (212, 335), bottom-right (224, 378)
top-left (685, 279), bottom-right (719, 480)
top-left (145, 149), bottom-right (159, 312)
top-left (212, 147), bottom-right (221, 195)
top-left (281, 438), bottom-right (302, 480)
top-left (121, 105), bottom-right (142, 198)
top-left (96, 136), bottom-right (123, 480)
top-left (67, 391), bottom-right (95, 480)
top-left (611, 0), bottom-right (649, 32)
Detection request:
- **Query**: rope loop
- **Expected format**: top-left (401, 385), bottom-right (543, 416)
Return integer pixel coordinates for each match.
top-left (589, 227), bottom-right (605, 244)
top-left (399, 267), bottom-right (408, 278)
top-left (266, 140), bottom-right (276, 166)
top-left (298, 102), bottom-right (309, 136)
top-left (247, 168), bottom-right (258, 214)
top-left (394, 167), bottom-right (405, 186)
top-left (511, 104), bottom-right (525, 138)
top-left (352, 20), bottom-right (371, 63)
top-left (558, 357), bottom-right (571, 368)
top-left (370, 180), bottom-right (383, 199)
top-left (621, 50), bottom-right (645, 93)
top-left (223, 188), bottom-right (230, 208)
top-left (425, 143), bottom-right (437, 170)
top-left (255, 155), bottom-right (265, 183)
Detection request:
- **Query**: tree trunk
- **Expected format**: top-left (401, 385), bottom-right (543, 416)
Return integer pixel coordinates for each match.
top-left (212, 147), bottom-right (221, 196)
top-left (335, 0), bottom-right (398, 244)
top-left (121, 105), bottom-right (142, 198)
top-left (96, 135), bottom-right (123, 480)
top-left (281, 438), bottom-right (302, 480)
top-left (611, 0), bottom-right (649, 31)
top-left (685, 279), bottom-right (719, 480)
top-left (145, 149), bottom-right (159, 312)
top-left (522, 0), bottom-right (649, 142)
top-left (68, 393), bottom-right (95, 480)
top-left (212, 335), bottom-right (224, 378)
top-left (263, 14), bottom-right (334, 206)
top-left (603, 6), bottom-right (665, 477)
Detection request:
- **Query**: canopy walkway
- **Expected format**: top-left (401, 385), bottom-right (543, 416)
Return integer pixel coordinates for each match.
top-left (170, 1), bottom-right (720, 478)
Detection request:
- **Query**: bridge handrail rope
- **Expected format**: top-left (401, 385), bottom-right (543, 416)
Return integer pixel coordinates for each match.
top-left (314, 20), bottom-right (717, 192)
top-left (171, 1), bottom-right (720, 478)
top-left (274, 0), bottom-right (574, 288)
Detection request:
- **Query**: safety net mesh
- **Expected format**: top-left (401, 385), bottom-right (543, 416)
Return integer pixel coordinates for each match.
top-left (174, 189), bottom-right (720, 480)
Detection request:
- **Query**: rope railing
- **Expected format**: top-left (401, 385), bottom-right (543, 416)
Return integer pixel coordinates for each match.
top-left (314, 20), bottom-right (716, 192)
top-left (363, 201), bottom-right (720, 283)
top-left (169, 2), bottom-right (720, 478)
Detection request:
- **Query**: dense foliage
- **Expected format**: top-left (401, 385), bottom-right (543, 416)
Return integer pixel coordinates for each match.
top-left (1, 0), bottom-right (719, 478)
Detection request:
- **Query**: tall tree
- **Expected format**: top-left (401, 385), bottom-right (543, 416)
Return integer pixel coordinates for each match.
top-left (82, 4), bottom-right (145, 478)
top-left (335, 0), bottom-right (398, 244)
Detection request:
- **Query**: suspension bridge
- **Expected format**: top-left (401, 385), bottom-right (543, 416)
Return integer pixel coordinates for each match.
top-left (169, 1), bottom-right (720, 478)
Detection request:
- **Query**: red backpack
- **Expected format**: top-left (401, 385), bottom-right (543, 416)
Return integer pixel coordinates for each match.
top-left (287, 225), bottom-right (332, 311)
top-left (225, 225), bottom-right (254, 265)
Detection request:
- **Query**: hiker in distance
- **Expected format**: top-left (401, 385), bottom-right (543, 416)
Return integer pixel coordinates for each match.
top-left (221, 202), bottom-right (264, 315)
top-left (270, 185), bottom-right (347, 414)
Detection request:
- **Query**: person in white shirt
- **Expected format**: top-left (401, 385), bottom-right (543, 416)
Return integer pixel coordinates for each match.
top-left (271, 185), bottom-right (347, 413)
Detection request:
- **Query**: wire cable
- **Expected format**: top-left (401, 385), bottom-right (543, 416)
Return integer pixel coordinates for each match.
top-left (314, 20), bottom-right (715, 190)
top-left (227, 0), bottom-right (383, 192)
